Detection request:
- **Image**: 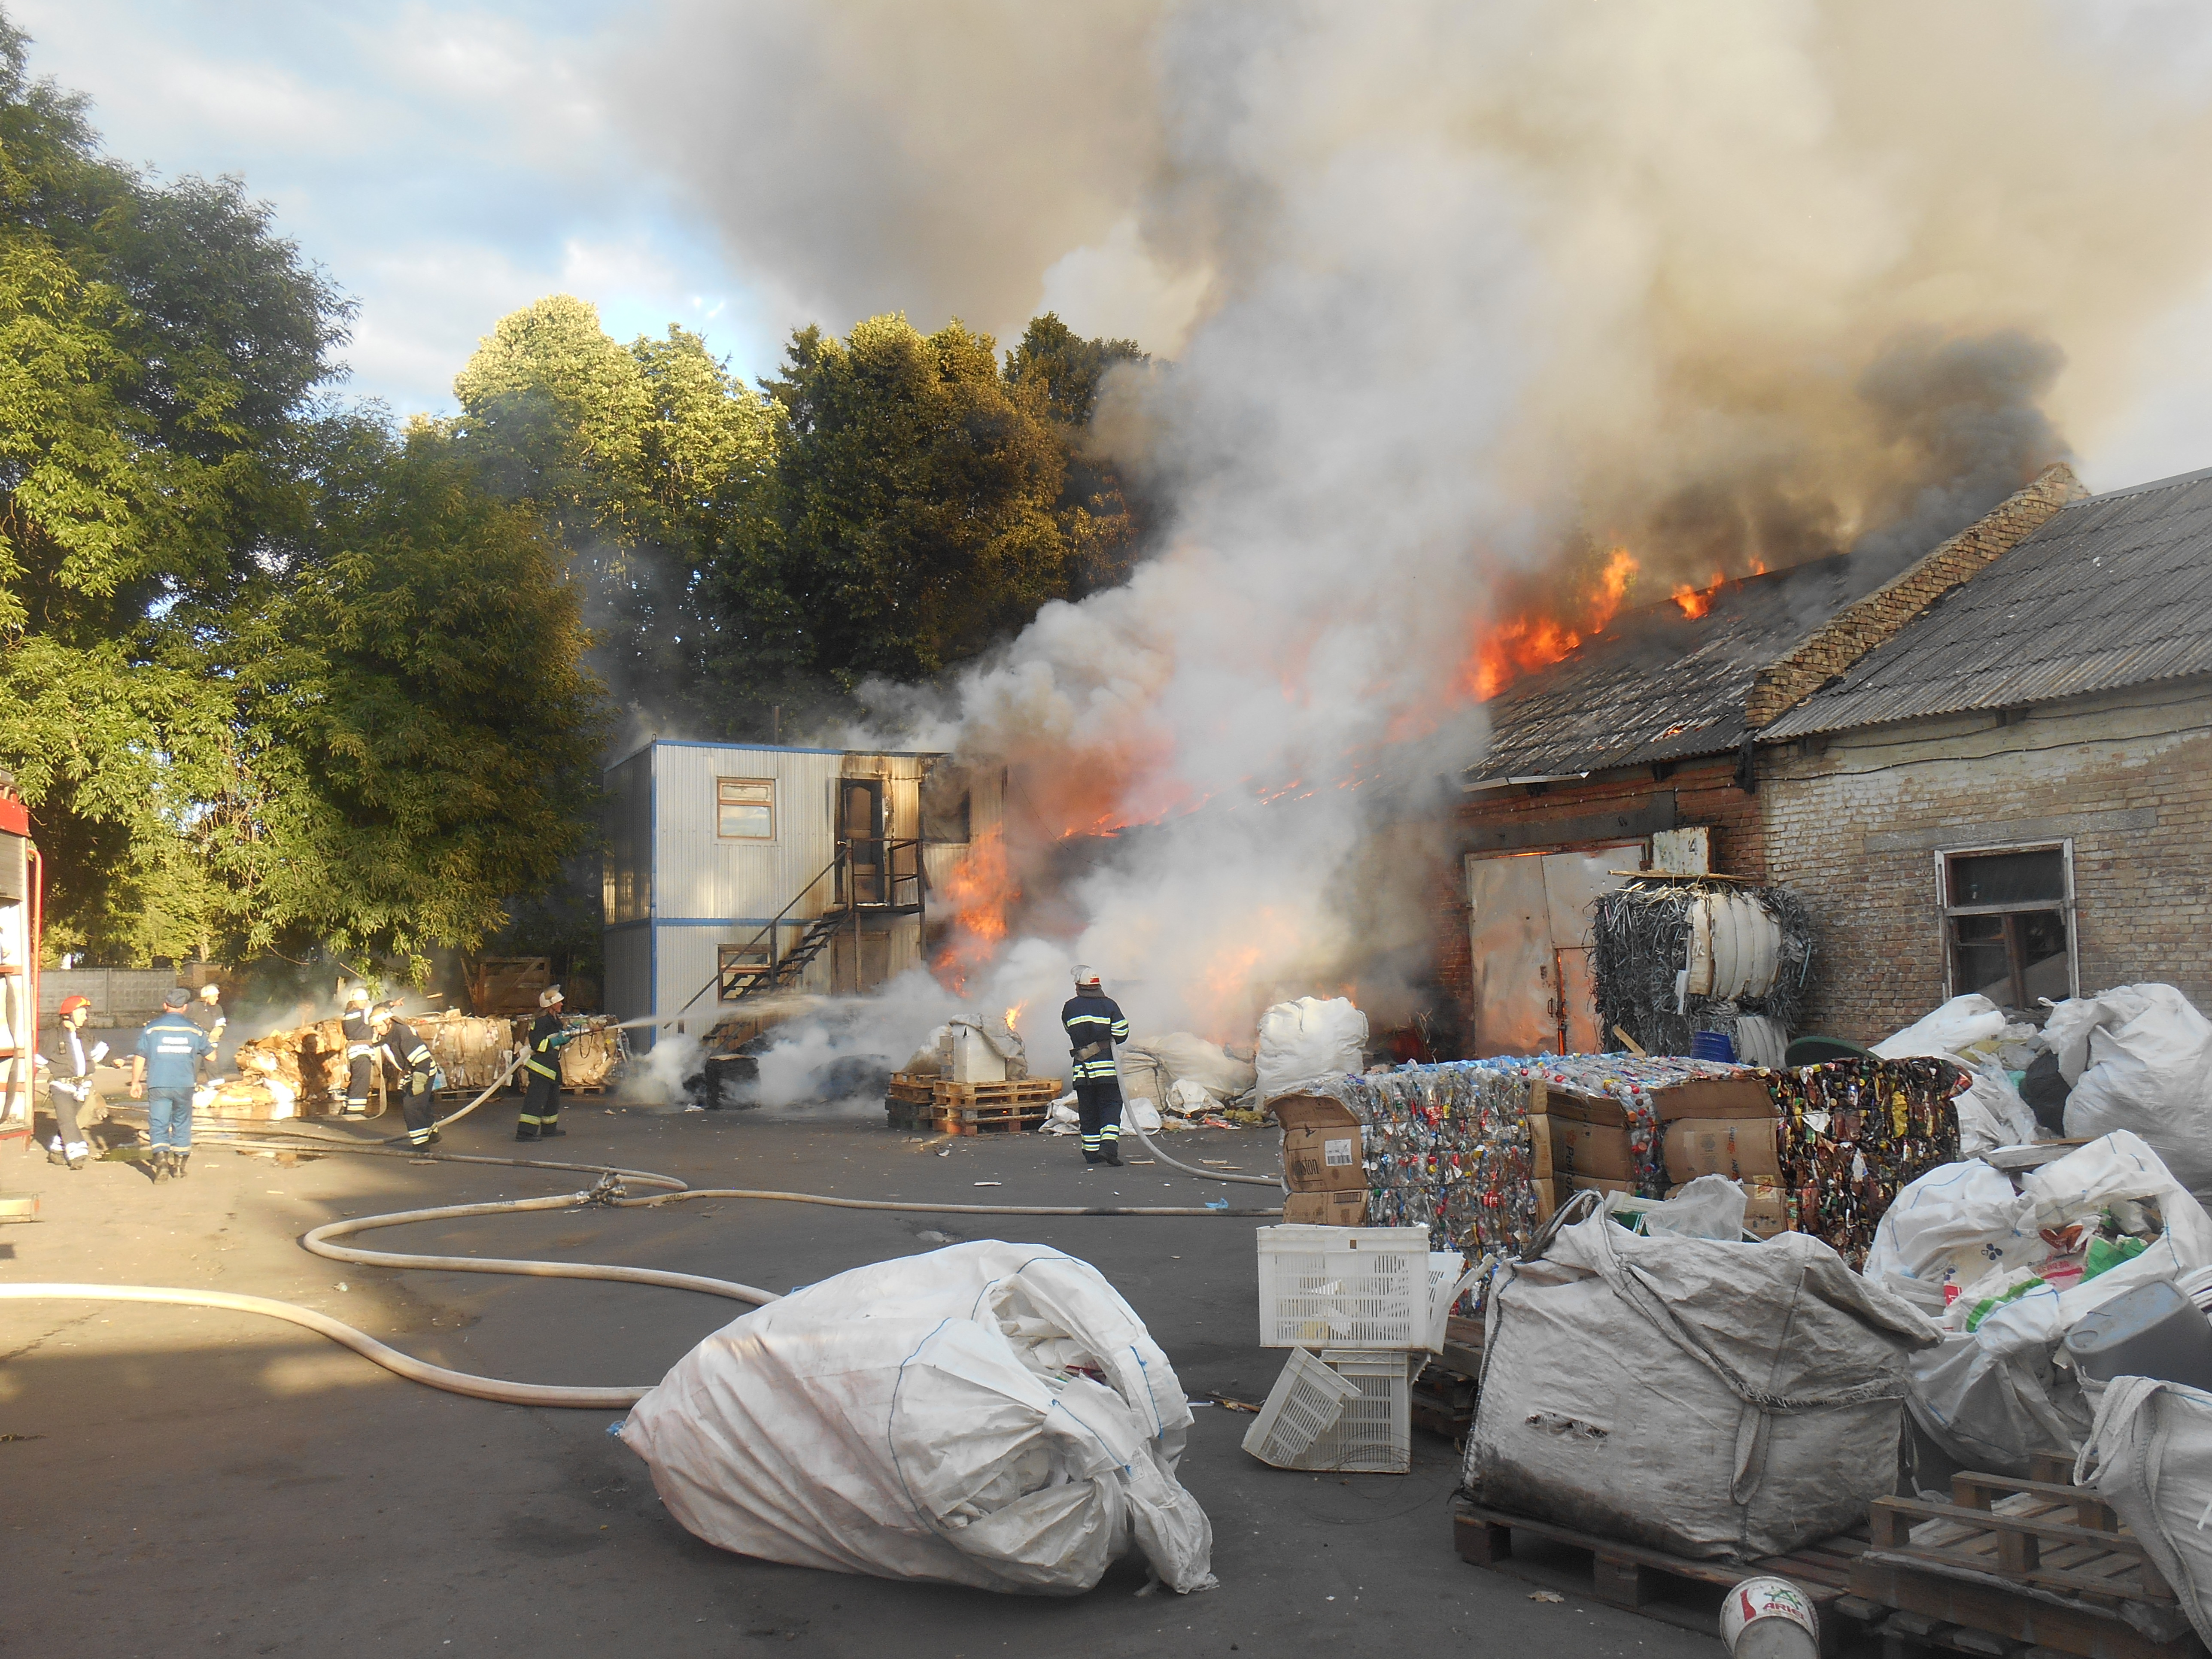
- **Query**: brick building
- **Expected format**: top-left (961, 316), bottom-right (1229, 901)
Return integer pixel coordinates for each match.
top-left (1435, 463), bottom-right (2094, 1055)
top-left (1758, 465), bottom-right (2212, 1043)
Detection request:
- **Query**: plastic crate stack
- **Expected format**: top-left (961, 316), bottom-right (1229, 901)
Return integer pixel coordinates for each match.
top-left (1243, 1225), bottom-right (1474, 1475)
top-left (1307, 1061), bottom-right (1542, 1261)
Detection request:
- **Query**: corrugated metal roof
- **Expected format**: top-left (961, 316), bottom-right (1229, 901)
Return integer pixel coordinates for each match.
top-left (1762, 468), bottom-right (2212, 740)
top-left (1465, 556), bottom-right (1860, 783)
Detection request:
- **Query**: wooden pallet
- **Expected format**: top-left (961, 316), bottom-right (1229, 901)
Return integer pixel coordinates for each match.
top-left (1854, 1466), bottom-right (2206, 1659)
top-left (933, 1078), bottom-right (1063, 1107)
top-left (1453, 1496), bottom-right (1874, 1656)
top-left (885, 1100), bottom-right (1051, 1136)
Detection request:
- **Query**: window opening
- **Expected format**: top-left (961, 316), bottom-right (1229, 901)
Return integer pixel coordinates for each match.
top-left (1939, 842), bottom-right (2074, 1006)
top-left (717, 778), bottom-right (775, 840)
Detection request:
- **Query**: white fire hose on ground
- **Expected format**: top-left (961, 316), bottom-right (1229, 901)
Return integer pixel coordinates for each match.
top-left (3, 1118), bottom-right (1284, 1410)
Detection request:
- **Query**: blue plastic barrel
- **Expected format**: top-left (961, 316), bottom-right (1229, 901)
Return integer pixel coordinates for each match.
top-left (1689, 1030), bottom-right (1737, 1063)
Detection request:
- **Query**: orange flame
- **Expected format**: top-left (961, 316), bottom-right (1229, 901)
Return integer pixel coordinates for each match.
top-left (1004, 1001), bottom-right (1027, 1033)
top-left (1464, 546), bottom-right (1638, 699)
top-left (930, 825), bottom-right (1016, 992)
top-left (1670, 571), bottom-right (1728, 618)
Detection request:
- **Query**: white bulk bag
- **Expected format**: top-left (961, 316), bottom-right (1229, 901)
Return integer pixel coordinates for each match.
top-left (2078, 1376), bottom-right (2212, 1648)
top-left (620, 1241), bottom-right (1215, 1596)
top-left (2048, 986), bottom-right (2212, 1196)
top-left (1255, 997), bottom-right (1367, 1103)
top-left (1467, 1214), bottom-right (1938, 1561)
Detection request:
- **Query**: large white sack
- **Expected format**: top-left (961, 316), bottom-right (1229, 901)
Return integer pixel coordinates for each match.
top-left (1123, 1032), bottom-right (1256, 1106)
top-left (1863, 1161), bottom-right (2043, 1291)
top-left (1466, 1214), bottom-right (1939, 1560)
top-left (1905, 1334), bottom-right (2090, 1477)
top-left (1255, 997), bottom-right (1367, 1104)
top-left (620, 1241), bottom-right (1215, 1596)
top-left (2048, 985), bottom-right (2212, 1194)
top-left (1873, 995), bottom-right (2009, 1061)
top-left (1969, 1131), bottom-right (2212, 1359)
top-left (2078, 1376), bottom-right (2212, 1648)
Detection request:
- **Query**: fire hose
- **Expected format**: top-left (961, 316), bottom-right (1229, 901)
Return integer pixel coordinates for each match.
top-left (2, 1116), bottom-right (1286, 1410)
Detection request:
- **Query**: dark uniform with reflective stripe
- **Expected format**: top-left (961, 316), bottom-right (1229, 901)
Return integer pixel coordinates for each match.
top-left (343, 1004), bottom-right (375, 1114)
top-left (1060, 992), bottom-right (1130, 1164)
top-left (516, 1012), bottom-right (574, 1139)
top-left (379, 1016), bottom-right (440, 1146)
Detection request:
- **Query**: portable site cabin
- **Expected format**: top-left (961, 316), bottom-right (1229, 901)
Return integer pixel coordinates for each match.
top-left (602, 741), bottom-right (1000, 1045)
top-left (0, 772), bottom-right (36, 1143)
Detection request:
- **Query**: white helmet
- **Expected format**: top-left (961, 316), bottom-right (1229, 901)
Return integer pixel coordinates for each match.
top-left (1071, 963), bottom-right (1101, 989)
top-left (342, 984), bottom-right (370, 1008)
top-left (539, 984), bottom-right (565, 1009)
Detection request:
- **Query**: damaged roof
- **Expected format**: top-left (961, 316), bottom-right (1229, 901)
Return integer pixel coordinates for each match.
top-left (1762, 466), bottom-right (2212, 741)
top-left (1465, 556), bottom-right (1861, 784)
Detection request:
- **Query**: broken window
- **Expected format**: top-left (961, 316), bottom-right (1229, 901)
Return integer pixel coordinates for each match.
top-left (717, 778), bottom-right (775, 840)
top-left (717, 944), bottom-right (771, 999)
top-left (1939, 842), bottom-right (2075, 1007)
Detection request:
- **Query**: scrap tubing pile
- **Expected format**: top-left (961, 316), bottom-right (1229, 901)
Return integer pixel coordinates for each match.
top-left (1591, 875), bottom-right (1814, 1060)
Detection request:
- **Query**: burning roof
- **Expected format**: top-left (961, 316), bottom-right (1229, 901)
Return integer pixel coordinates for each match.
top-left (1463, 556), bottom-right (1863, 784)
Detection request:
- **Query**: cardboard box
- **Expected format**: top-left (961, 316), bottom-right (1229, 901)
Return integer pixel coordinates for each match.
top-left (1282, 1189), bottom-right (1368, 1225)
top-left (1532, 1174), bottom-right (1633, 1223)
top-left (1270, 1093), bottom-right (1365, 1198)
top-left (1526, 1113), bottom-right (1636, 1183)
top-left (1663, 1117), bottom-right (1781, 1184)
top-left (1534, 1073), bottom-right (1777, 1128)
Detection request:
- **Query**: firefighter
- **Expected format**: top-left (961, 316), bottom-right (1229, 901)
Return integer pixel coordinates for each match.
top-left (340, 983), bottom-right (374, 1115)
top-left (372, 1000), bottom-right (441, 1149)
top-left (129, 987), bottom-right (213, 1182)
top-left (1060, 964), bottom-right (1130, 1166)
top-left (516, 985), bottom-right (575, 1141)
top-left (38, 994), bottom-right (106, 1169)
top-left (188, 980), bottom-right (227, 1084)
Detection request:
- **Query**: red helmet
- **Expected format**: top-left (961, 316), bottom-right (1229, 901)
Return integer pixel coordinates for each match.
top-left (58, 995), bottom-right (92, 1018)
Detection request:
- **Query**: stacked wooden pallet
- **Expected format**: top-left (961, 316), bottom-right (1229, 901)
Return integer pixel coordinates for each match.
top-left (1853, 1455), bottom-right (2206, 1658)
top-left (1410, 1313), bottom-right (1485, 1443)
top-left (1452, 1496), bottom-right (1875, 1655)
top-left (884, 1073), bottom-right (1064, 1135)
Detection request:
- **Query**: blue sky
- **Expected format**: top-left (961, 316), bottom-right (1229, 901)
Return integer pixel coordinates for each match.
top-left (12, 0), bottom-right (779, 416)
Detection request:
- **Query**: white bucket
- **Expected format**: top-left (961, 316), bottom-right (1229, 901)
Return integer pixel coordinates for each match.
top-left (1720, 1576), bottom-right (1819, 1659)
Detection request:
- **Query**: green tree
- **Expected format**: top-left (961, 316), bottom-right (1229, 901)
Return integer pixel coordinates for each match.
top-left (450, 295), bottom-right (781, 736)
top-left (757, 313), bottom-right (1073, 685)
top-left (1006, 312), bottom-right (1149, 596)
top-left (0, 20), bottom-right (605, 972)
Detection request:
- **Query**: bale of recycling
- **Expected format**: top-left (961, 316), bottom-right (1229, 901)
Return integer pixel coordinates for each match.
top-left (415, 1011), bottom-right (522, 1091)
top-left (558, 1021), bottom-right (626, 1089)
top-left (231, 1019), bottom-right (350, 1109)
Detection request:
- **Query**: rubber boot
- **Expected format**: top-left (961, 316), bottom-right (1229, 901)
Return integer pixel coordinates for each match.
top-left (47, 1140), bottom-right (67, 1167)
top-left (172, 1150), bottom-right (190, 1180)
top-left (1102, 1142), bottom-right (1121, 1167)
top-left (149, 1149), bottom-right (172, 1183)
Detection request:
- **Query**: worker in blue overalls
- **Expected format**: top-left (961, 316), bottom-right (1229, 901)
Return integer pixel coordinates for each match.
top-left (129, 987), bottom-right (213, 1183)
top-left (1060, 964), bottom-right (1130, 1167)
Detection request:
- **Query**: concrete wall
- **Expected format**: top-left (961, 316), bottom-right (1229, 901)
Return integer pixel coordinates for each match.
top-left (1760, 678), bottom-right (2212, 1044)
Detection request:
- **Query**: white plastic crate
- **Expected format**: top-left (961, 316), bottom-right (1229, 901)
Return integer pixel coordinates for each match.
top-left (1256, 1224), bottom-right (1433, 1349)
top-left (1295, 1348), bottom-right (1418, 1474)
top-left (1241, 1347), bottom-right (1359, 1468)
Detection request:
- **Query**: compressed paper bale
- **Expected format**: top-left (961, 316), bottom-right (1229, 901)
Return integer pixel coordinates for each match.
top-left (416, 1011), bottom-right (524, 1090)
top-left (558, 1024), bottom-right (623, 1088)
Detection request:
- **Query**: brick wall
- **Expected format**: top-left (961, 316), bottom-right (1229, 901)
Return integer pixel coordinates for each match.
top-left (1760, 683), bottom-right (2212, 1044)
top-left (1746, 465), bottom-right (2085, 728)
top-left (1430, 754), bottom-right (1764, 1036)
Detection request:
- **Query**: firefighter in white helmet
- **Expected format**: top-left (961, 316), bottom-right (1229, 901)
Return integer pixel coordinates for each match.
top-left (1060, 964), bottom-right (1129, 1166)
top-left (516, 984), bottom-right (575, 1140)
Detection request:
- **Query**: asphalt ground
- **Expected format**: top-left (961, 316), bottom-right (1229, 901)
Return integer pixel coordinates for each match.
top-left (0, 1097), bottom-right (1725, 1659)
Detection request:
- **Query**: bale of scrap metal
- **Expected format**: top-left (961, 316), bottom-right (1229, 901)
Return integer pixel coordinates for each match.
top-left (1592, 877), bottom-right (1814, 1059)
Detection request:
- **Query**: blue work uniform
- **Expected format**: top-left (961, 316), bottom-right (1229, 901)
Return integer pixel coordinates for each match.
top-left (1060, 993), bottom-right (1130, 1161)
top-left (137, 1010), bottom-right (212, 1155)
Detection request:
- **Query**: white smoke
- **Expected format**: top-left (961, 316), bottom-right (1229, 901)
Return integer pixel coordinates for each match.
top-left (618, 1030), bottom-right (702, 1106)
top-left (613, 0), bottom-right (2212, 1045)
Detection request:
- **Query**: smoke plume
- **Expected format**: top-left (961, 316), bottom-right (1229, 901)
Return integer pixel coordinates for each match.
top-left (612, 0), bottom-right (2212, 1045)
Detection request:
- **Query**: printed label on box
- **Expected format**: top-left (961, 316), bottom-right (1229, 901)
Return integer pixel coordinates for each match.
top-left (1323, 1137), bottom-right (1355, 1167)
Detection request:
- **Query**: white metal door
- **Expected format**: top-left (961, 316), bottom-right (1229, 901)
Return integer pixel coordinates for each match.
top-left (1467, 844), bottom-right (1640, 1056)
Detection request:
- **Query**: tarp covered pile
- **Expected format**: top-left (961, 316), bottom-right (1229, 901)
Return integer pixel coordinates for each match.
top-left (619, 1241), bottom-right (1215, 1596)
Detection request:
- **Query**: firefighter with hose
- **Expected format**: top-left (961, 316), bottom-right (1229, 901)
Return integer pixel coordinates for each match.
top-left (1061, 965), bottom-right (1130, 1166)
top-left (372, 1000), bottom-right (441, 1149)
top-left (516, 985), bottom-right (576, 1141)
top-left (340, 983), bottom-right (375, 1115)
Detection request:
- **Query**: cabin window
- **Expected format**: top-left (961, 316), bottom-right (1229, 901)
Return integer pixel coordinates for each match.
top-left (1939, 842), bottom-right (2075, 1007)
top-left (717, 778), bottom-right (775, 840)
